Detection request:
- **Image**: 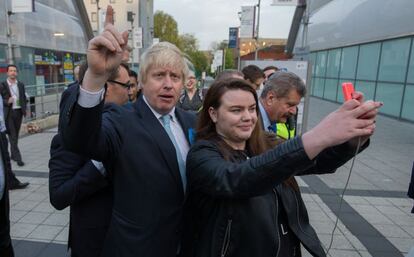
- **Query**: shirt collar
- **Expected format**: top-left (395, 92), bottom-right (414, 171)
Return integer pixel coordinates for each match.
top-left (258, 101), bottom-right (272, 130)
top-left (142, 95), bottom-right (177, 122)
top-left (7, 79), bottom-right (17, 86)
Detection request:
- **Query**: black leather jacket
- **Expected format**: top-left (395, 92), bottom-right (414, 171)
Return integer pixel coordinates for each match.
top-left (181, 137), bottom-right (366, 257)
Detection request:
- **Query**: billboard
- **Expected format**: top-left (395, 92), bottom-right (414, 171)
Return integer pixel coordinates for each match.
top-left (228, 27), bottom-right (239, 49)
top-left (240, 6), bottom-right (255, 38)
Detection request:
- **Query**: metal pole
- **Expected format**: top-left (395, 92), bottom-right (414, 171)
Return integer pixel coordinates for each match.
top-left (96, 0), bottom-right (100, 34)
top-left (254, 0), bottom-right (261, 61)
top-left (5, 1), bottom-right (14, 64)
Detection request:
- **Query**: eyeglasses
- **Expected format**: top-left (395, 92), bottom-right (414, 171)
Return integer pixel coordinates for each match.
top-left (107, 80), bottom-right (131, 90)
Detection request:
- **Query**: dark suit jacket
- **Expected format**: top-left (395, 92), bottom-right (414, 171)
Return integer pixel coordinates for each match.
top-left (49, 134), bottom-right (113, 257)
top-left (0, 128), bottom-right (13, 253)
top-left (59, 84), bottom-right (197, 257)
top-left (0, 80), bottom-right (27, 118)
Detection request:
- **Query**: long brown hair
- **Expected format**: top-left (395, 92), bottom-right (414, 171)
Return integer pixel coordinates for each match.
top-left (196, 78), bottom-right (267, 157)
top-left (197, 78), bottom-right (299, 191)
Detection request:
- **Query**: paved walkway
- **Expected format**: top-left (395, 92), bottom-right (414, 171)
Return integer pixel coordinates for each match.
top-left (7, 97), bottom-right (414, 257)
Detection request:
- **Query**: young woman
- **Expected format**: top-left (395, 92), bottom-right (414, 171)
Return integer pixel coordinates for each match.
top-left (181, 79), bottom-right (380, 257)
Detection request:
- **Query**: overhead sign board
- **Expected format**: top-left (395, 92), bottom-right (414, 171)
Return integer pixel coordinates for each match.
top-left (12, 0), bottom-right (35, 13)
top-left (240, 6), bottom-right (255, 38)
top-left (228, 27), bottom-right (239, 49)
top-left (271, 0), bottom-right (298, 6)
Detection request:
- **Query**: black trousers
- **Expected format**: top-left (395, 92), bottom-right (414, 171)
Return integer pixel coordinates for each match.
top-left (0, 133), bottom-right (18, 186)
top-left (6, 109), bottom-right (23, 162)
top-left (0, 194), bottom-right (14, 257)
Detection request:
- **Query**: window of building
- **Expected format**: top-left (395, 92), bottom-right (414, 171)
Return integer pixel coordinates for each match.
top-left (339, 46), bottom-right (358, 79)
top-left (312, 78), bottom-right (325, 98)
top-left (355, 81), bottom-right (375, 101)
top-left (378, 38), bottom-right (411, 83)
top-left (406, 39), bottom-right (414, 84)
top-left (326, 49), bottom-right (341, 78)
top-left (356, 42), bottom-right (380, 81)
top-left (375, 82), bottom-right (404, 116)
top-left (127, 0), bottom-right (133, 3)
top-left (110, 0), bottom-right (116, 3)
top-left (315, 51), bottom-right (327, 77)
top-left (401, 84), bottom-right (414, 121)
top-left (91, 0), bottom-right (97, 4)
top-left (91, 12), bottom-right (97, 22)
top-left (324, 79), bottom-right (338, 101)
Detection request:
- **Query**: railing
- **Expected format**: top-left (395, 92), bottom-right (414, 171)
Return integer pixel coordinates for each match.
top-left (24, 82), bottom-right (72, 122)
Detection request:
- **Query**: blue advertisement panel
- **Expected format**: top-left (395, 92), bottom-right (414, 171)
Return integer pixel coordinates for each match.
top-left (228, 27), bottom-right (239, 49)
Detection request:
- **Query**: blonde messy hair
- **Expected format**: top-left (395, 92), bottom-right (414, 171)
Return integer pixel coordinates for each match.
top-left (138, 42), bottom-right (189, 84)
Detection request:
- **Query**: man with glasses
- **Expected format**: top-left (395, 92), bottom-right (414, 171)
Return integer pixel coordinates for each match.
top-left (105, 63), bottom-right (131, 105)
top-left (49, 62), bottom-right (130, 257)
top-left (58, 6), bottom-right (196, 257)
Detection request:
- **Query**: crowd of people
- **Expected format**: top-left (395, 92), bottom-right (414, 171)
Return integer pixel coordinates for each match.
top-left (0, 6), bottom-right (382, 257)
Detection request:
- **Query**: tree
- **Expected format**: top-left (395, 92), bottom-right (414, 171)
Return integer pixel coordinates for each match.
top-left (187, 51), bottom-right (209, 77)
top-left (210, 40), bottom-right (235, 70)
top-left (180, 33), bottom-right (198, 54)
top-left (153, 11), bottom-right (181, 47)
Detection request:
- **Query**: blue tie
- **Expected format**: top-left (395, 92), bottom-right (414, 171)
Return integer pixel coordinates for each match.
top-left (161, 115), bottom-right (187, 193)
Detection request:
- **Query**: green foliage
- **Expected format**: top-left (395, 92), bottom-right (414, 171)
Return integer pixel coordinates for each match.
top-left (153, 11), bottom-right (181, 47)
top-left (153, 11), bottom-right (213, 77)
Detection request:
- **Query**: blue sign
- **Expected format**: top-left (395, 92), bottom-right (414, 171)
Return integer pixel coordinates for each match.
top-left (228, 27), bottom-right (239, 49)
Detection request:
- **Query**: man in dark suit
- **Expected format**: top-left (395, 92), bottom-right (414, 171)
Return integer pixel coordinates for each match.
top-left (0, 123), bottom-right (15, 257)
top-left (49, 62), bottom-right (131, 257)
top-left (0, 64), bottom-right (27, 167)
top-left (58, 6), bottom-right (196, 257)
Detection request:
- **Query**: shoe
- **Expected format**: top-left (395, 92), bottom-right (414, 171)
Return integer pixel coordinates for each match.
top-left (9, 181), bottom-right (29, 190)
top-left (17, 160), bottom-right (25, 166)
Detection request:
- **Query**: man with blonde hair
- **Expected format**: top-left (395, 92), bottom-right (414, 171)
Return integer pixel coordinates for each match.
top-left (58, 6), bottom-right (196, 257)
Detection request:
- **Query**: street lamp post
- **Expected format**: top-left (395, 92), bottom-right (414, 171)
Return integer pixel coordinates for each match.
top-left (5, 0), bottom-right (14, 64)
top-left (254, 0), bottom-right (261, 60)
top-left (96, 0), bottom-right (101, 34)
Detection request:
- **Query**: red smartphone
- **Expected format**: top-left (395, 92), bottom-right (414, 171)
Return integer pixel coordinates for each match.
top-left (342, 82), bottom-right (355, 101)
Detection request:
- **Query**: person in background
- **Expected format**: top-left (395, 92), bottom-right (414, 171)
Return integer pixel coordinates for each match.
top-left (74, 65), bottom-right (81, 82)
top-left (259, 71), bottom-right (303, 140)
top-left (181, 78), bottom-right (381, 257)
top-left (0, 65), bottom-right (27, 167)
top-left (49, 61), bottom-right (130, 257)
top-left (241, 64), bottom-right (265, 91)
top-left (263, 65), bottom-right (279, 80)
top-left (0, 119), bottom-right (14, 256)
top-left (408, 162), bottom-right (414, 213)
top-left (215, 69), bottom-right (244, 81)
top-left (128, 69), bottom-right (141, 103)
top-left (0, 97), bottom-right (28, 190)
top-left (177, 68), bottom-right (203, 112)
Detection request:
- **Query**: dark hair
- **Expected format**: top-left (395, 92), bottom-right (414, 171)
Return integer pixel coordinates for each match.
top-left (196, 78), bottom-right (267, 158)
top-left (7, 64), bottom-right (18, 72)
top-left (242, 65), bottom-right (265, 82)
top-left (108, 63), bottom-right (130, 81)
top-left (129, 69), bottom-right (138, 80)
top-left (263, 65), bottom-right (279, 73)
top-left (261, 71), bottom-right (306, 99)
top-left (215, 69), bottom-right (244, 81)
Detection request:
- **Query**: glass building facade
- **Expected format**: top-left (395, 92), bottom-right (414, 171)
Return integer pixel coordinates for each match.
top-left (309, 36), bottom-right (414, 122)
top-left (0, 0), bottom-right (89, 86)
top-left (294, 0), bottom-right (414, 122)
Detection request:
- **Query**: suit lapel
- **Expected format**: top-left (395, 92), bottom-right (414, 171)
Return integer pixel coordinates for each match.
top-left (136, 98), bottom-right (184, 194)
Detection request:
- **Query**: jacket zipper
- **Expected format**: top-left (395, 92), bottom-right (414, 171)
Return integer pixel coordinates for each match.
top-left (220, 219), bottom-right (232, 257)
top-left (293, 190), bottom-right (316, 240)
top-left (273, 189), bottom-right (281, 257)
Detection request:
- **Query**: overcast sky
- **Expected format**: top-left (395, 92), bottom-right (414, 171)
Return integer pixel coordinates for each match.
top-left (154, 0), bottom-right (296, 50)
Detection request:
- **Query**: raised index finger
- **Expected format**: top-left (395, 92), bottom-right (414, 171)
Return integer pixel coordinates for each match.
top-left (104, 5), bottom-right (114, 26)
